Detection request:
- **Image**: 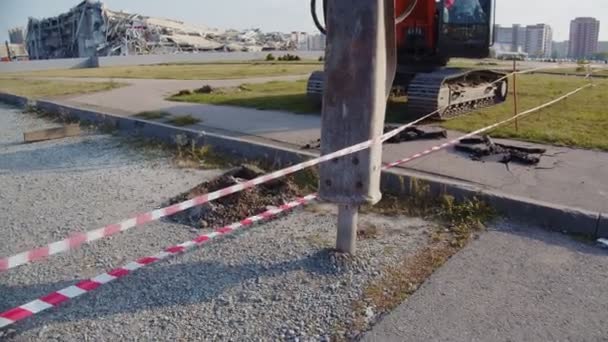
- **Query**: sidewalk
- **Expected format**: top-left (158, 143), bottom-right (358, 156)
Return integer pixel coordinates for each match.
top-left (60, 78), bottom-right (608, 215)
top-left (362, 223), bottom-right (608, 341)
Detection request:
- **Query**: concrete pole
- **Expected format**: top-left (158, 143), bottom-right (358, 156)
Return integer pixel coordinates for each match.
top-left (318, 0), bottom-right (396, 254)
top-left (337, 204), bottom-right (359, 253)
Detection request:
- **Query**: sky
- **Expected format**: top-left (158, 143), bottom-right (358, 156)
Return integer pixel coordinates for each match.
top-left (0, 0), bottom-right (606, 43)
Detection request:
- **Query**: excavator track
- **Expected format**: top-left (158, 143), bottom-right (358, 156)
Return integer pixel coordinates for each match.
top-left (406, 68), bottom-right (508, 119)
top-left (306, 68), bottom-right (508, 120)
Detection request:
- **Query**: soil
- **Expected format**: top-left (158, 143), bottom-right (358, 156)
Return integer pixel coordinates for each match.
top-left (166, 165), bottom-right (305, 229)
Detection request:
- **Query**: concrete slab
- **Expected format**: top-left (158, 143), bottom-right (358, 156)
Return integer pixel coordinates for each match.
top-left (362, 224), bottom-right (608, 342)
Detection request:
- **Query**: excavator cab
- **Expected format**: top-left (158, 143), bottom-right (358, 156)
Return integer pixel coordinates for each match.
top-left (437, 0), bottom-right (495, 59)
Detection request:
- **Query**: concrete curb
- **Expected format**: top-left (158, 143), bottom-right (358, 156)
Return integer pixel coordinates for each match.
top-left (597, 215), bottom-right (608, 238)
top-left (1, 93), bottom-right (604, 239)
top-left (0, 92), bottom-right (30, 108)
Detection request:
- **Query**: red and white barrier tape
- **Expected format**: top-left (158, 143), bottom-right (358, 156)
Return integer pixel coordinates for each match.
top-left (0, 81), bottom-right (594, 329)
top-left (0, 64), bottom-right (583, 272)
top-left (0, 106), bottom-right (441, 273)
top-left (0, 194), bottom-right (318, 329)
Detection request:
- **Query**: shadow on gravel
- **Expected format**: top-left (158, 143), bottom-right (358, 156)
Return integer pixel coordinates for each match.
top-left (1, 249), bottom-right (348, 334)
top-left (0, 136), bottom-right (141, 173)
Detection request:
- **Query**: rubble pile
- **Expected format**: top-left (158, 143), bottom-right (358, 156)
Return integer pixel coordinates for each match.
top-left (25, 0), bottom-right (296, 60)
top-left (456, 136), bottom-right (546, 165)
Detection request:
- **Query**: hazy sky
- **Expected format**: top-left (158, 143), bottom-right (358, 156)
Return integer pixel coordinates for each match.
top-left (0, 0), bottom-right (606, 43)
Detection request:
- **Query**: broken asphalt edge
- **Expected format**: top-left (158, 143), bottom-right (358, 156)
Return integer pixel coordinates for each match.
top-left (1, 92), bottom-right (603, 239)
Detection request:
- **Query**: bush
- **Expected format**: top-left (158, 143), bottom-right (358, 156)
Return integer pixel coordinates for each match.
top-left (277, 54), bottom-right (301, 62)
top-left (194, 85), bottom-right (213, 94)
top-left (265, 53), bottom-right (276, 61)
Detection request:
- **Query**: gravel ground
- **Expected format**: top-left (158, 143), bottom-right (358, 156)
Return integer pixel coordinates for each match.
top-left (0, 103), bottom-right (437, 341)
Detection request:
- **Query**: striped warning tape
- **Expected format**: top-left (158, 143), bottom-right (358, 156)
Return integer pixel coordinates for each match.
top-left (0, 64), bottom-right (581, 273)
top-left (0, 194), bottom-right (318, 329)
top-left (0, 107), bottom-right (441, 273)
top-left (0, 81), bottom-right (594, 329)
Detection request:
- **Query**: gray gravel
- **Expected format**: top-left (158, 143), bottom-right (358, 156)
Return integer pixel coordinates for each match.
top-left (0, 104), bottom-right (437, 341)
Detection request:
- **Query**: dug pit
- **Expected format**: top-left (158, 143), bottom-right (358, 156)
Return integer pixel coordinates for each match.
top-left (165, 165), bottom-right (308, 229)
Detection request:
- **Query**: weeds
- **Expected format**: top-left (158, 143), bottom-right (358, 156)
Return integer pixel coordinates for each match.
top-left (135, 111), bottom-right (170, 120)
top-left (167, 115), bottom-right (201, 127)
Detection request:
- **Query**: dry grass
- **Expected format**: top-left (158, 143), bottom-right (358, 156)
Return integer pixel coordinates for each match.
top-left (134, 111), bottom-right (170, 120)
top-left (4, 62), bottom-right (322, 80)
top-left (166, 115), bottom-right (201, 127)
top-left (0, 78), bottom-right (124, 98)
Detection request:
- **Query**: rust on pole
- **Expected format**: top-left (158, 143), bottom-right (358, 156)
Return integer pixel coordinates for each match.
top-left (512, 58), bottom-right (519, 131)
top-left (319, 0), bottom-right (397, 254)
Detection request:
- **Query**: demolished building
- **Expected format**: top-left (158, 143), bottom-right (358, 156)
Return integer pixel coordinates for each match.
top-left (25, 0), bottom-right (296, 60)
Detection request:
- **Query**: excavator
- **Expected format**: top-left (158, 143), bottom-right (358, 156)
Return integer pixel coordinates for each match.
top-left (307, 0), bottom-right (509, 119)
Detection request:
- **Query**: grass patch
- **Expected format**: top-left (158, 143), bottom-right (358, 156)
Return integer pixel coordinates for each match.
top-left (0, 78), bottom-right (124, 98)
top-left (4, 62), bottom-right (322, 80)
top-left (166, 115), bottom-right (201, 127)
top-left (169, 80), bottom-right (411, 122)
top-left (134, 111), bottom-right (170, 120)
top-left (443, 74), bottom-right (608, 150)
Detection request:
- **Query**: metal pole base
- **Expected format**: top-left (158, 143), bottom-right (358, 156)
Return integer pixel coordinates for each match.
top-left (336, 204), bottom-right (359, 254)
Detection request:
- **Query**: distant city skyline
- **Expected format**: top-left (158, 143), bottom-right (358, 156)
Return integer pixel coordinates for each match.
top-left (1, 0), bottom-right (606, 44)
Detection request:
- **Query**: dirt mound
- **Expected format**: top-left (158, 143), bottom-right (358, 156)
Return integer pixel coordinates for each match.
top-left (166, 165), bottom-right (304, 229)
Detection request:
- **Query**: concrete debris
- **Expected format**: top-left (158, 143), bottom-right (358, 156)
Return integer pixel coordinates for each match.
top-left (25, 0), bottom-right (296, 60)
top-left (23, 124), bottom-right (82, 143)
top-left (384, 125), bottom-right (448, 143)
top-left (456, 135), bottom-right (546, 165)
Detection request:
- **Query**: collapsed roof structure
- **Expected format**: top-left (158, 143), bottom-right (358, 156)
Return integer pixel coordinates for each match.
top-left (25, 0), bottom-right (296, 60)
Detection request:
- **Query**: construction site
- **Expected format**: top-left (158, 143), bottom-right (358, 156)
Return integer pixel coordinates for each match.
top-left (0, 0), bottom-right (607, 341)
top-left (22, 0), bottom-right (297, 60)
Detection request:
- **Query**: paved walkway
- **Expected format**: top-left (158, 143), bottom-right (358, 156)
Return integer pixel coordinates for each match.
top-left (54, 76), bottom-right (608, 214)
top-left (362, 223), bottom-right (608, 341)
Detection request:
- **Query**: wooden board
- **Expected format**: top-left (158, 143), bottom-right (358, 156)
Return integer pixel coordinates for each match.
top-left (23, 124), bottom-right (81, 143)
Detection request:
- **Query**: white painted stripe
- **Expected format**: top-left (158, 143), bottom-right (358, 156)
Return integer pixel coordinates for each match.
top-left (91, 273), bottom-right (117, 284)
top-left (206, 232), bottom-right (220, 239)
top-left (48, 239), bottom-right (69, 255)
top-left (7, 252), bottom-right (28, 268)
top-left (179, 199), bottom-right (196, 210)
top-left (206, 192), bottom-right (222, 201)
top-left (153, 251), bottom-right (171, 260)
top-left (150, 209), bottom-right (165, 221)
top-left (86, 228), bottom-right (105, 242)
top-left (178, 241), bottom-right (196, 250)
top-left (122, 262), bottom-right (144, 271)
top-left (20, 300), bottom-right (53, 313)
top-left (57, 286), bottom-right (87, 298)
top-left (0, 317), bottom-right (14, 328)
top-left (120, 218), bottom-right (137, 231)
top-left (228, 223), bottom-right (242, 229)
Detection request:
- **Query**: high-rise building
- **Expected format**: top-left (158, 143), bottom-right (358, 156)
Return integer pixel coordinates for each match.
top-left (525, 24), bottom-right (553, 58)
top-left (307, 34), bottom-right (326, 51)
top-left (552, 41), bottom-right (569, 58)
top-left (568, 17), bottom-right (600, 58)
top-left (493, 24), bottom-right (526, 53)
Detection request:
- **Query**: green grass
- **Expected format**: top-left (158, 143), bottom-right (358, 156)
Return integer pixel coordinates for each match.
top-left (166, 115), bottom-right (201, 127)
top-left (169, 80), bottom-right (410, 122)
top-left (135, 111), bottom-right (170, 120)
top-left (171, 73), bottom-right (607, 151)
top-left (3, 62), bottom-right (322, 80)
top-left (0, 78), bottom-right (124, 98)
top-left (443, 74), bottom-right (608, 151)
